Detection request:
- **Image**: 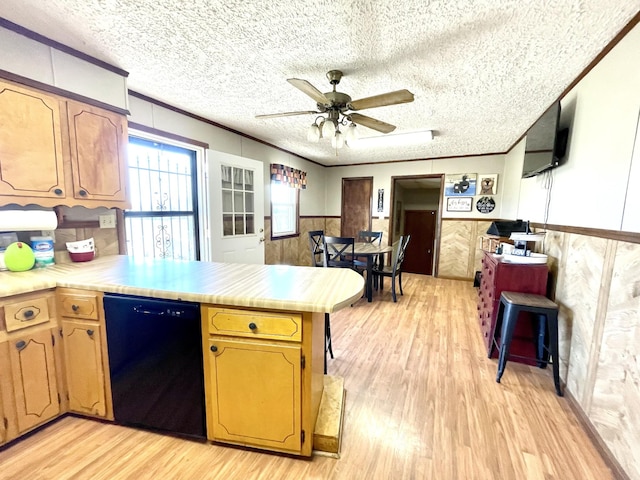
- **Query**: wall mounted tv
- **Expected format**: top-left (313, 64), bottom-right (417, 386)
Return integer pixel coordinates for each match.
top-left (522, 101), bottom-right (569, 178)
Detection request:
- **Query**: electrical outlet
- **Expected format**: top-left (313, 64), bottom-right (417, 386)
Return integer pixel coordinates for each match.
top-left (99, 214), bottom-right (117, 229)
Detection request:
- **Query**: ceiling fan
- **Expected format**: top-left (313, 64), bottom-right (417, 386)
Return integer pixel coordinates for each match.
top-left (256, 70), bottom-right (414, 147)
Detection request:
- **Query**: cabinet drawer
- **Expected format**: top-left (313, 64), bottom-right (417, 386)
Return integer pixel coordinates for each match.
top-left (204, 307), bottom-right (302, 342)
top-left (4, 296), bottom-right (51, 332)
top-left (58, 293), bottom-right (99, 320)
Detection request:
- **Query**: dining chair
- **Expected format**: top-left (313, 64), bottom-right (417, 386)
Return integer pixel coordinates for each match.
top-left (354, 230), bottom-right (382, 272)
top-left (373, 235), bottom-right (410, 302)
top-left (308, 230), bottom-right (324, 267)
top-left (323, 236), bottom-right (356, 269)
top-left (357, 230), bottom-right (383, 245)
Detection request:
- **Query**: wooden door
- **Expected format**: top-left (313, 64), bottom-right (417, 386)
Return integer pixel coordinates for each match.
top-left (62, 319), bottom-right (106, 417)
top-left (341, 177), bottom-right (372, 238)
top-left (403, 210), bottom-right (437, 275)
top-left (66, 100), bottom-right (128, 204)
top-left (207, 337), bottom-right (302, 453)
top-left (8, 329), bottom-right (60, 433)
top-left (0, 80), bottom-right (66, 200)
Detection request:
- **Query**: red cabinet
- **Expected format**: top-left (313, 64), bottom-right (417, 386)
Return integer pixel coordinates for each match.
top-left (477, 251), bottom-right (548, 363)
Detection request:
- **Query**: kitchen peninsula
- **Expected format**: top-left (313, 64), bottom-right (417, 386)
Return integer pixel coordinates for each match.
top-left (0, 255), bottom-right (364, 457)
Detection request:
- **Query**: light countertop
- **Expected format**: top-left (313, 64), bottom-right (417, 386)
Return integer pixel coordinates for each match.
top-left (0, 255), bottom-right (365, 313)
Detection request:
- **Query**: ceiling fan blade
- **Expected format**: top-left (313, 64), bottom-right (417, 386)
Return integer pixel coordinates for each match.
top-left (255, 110), bottom-right (318, 119)
top-left (349, 113), bottom-right (396, 134)
top-left (348, 89), bottom-right (414, 111)
top-left (287, 78), bottom-right (330, 105)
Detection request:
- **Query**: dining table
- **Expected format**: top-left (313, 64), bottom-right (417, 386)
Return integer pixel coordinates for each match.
top-left (353, 242), bottom-right (394, 302)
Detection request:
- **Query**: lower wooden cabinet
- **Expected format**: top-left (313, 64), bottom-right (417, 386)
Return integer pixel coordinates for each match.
top-left (202, 305), bottom-right (324, 457)
top-left (61, 319), bottom-right (106, 417)
top-left (207, 337), bottom-right (302, 452)
top-left (57, 288), bottom-right (112, 420)
top-left (7, 328), bottom-right (60, 433)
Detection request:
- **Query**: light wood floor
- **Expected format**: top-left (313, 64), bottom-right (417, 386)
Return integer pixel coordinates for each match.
top-left (0, 275), bottom-right (614, 480)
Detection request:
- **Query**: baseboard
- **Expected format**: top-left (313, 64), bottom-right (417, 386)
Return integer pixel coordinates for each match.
top-left (564, 389), bottom-right (630, 480)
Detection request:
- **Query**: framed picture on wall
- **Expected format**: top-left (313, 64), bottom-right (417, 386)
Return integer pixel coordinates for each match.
top-left (478, 174), bottom-right (498, 195)
top-left (444, 173), bottom-right (477, 196)
top-left (446, 197), bottom-right (473, 212)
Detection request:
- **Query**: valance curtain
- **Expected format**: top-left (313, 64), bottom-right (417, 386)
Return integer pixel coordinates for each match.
top-left (270, 163), bottom-right (307, 189)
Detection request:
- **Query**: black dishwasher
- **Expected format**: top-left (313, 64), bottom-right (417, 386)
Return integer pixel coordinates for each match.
top-left (103, 293), bottom-right (206, 439)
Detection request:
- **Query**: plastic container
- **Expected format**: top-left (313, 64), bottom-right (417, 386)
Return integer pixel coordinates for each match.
top-left (31, 235), bottom-right (55, 268)
top-left (69, 251), bottom-right (95, 262)
top-left (66, 238), bottom-right (95, 253)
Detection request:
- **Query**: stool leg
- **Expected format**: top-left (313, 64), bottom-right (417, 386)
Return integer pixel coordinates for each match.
top-left (489, 301), bottom-right (505, 359)
top-left (497, 304), bottom-right (519, 383)
top-left (536, 314), bottom-right (549, 369)
top-left (547, 311), bottom-right (563, 396)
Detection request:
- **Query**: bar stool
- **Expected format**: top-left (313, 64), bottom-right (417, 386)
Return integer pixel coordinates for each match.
top-left (492, 291), bottom-right (562, 396)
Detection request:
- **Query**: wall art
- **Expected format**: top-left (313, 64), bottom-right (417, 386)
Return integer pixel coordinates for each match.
top-left (444, 173), bottom-right (477, 196)
top-left (446, 196), bottom-right (473, 212)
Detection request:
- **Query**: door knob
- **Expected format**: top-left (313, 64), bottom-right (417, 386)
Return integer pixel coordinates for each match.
top-left (259, 237), bottom-right (265, 243)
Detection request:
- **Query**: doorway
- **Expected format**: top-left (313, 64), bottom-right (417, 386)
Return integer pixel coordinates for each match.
top-left (341, 177), bottom-right (373, 238)
top-left (390, 175), bottom-right (443, 276)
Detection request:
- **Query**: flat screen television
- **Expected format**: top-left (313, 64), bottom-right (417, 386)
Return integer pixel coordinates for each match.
top-left (522, 102), bottom-right (569, 178)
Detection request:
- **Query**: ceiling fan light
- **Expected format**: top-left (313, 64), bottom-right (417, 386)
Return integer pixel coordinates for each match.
top-left (332, 130), bottom-right (344, 149)
top-left (345, 123), bottom-right (358, 143)
top-left (307, 123), bottom-right (320, 142)
top-left (321, 119), bottom-right (336, 138)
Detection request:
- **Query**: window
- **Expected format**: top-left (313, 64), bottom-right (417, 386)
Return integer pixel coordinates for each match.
top-left (125, 136), bottom-right (200, 260)
top-left (221, 165), bottom-right (255, 236)
top-left (270, 183), bottom-right (299, 238)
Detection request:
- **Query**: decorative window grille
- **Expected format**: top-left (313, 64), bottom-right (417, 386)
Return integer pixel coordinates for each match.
top-left (125, 136), bottom-right (200, 260)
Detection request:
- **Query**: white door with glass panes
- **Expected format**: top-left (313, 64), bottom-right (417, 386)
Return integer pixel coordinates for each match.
top-left (210, 151), bottom-right (265, 264)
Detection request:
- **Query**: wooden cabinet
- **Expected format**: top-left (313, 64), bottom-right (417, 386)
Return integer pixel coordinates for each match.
top-left (202, 306), bottom-right (323, 456)
top-left (0, 78), bottom-right (129, 209)
top-left (66, 100), bottom-right (128, 204)
top-left (0, 290), bottom-right (61, 440)
top-left (478, 251), bottom-right (548, 364)
top-left (57, 289), bottom-right (112, 419)
top-left (0, 80), bottom-right (67, 201)
top-left (7, 328), bottom-right (60, 433)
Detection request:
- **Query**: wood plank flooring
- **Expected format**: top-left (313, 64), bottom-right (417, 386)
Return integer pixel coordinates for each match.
top-left (0, 275), bottom-right (615, 479)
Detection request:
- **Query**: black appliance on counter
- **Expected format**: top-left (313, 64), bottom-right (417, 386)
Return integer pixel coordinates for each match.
top-left (103, 293), bottom-right (206, 439)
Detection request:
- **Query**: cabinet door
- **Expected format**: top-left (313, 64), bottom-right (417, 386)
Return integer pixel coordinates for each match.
top-left (62, 319), bottom-right (106, 417)
top-left (207, 337), bottom-right (302, 453)
top-left (8, 329), bottom-right (60, 433)
top-left (0, 80), bottom-right (66, 200)
top-left (66, 100), bottom-right (128, 204)
top-left (0, 389), bottom-right (6, 445)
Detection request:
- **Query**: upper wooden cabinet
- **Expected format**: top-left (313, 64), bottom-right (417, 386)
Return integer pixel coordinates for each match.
top-left (0, 81), bottom-right (67, 201)
top-left (66, 100), bottom-right (128, 205)
top-left (0, 78), bottom-right (129, 209)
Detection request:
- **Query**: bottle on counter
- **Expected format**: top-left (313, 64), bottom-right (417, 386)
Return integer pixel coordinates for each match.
top-left (30, 235), bottom-right (55, 268)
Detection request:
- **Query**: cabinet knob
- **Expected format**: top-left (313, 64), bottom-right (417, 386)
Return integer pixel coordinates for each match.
top-left (16, 340), bottom-right (26, 351)
top-left (23, 309), bottom-right (34, 319)
top-left (248, 322), bottom-right (257, 330)
top-left (87, 329), bottom-right (94, 337)
top-left (78, 190), bottom-right (88, 197)
top-left (210, 345), bottom-right (218, 353)
top-left (72, 304), bottom-right (80, 312)
top-left (54, 188), bottom-right (63, 195)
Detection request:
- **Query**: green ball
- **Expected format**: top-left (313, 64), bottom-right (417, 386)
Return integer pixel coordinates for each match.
top-left (4, 242), bottom-right (36, 272)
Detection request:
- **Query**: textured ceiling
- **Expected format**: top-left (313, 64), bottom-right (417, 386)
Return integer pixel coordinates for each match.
top-left (1, 1), bottom-right (639, 166)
